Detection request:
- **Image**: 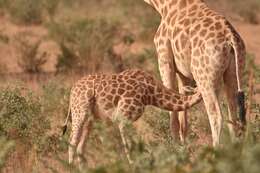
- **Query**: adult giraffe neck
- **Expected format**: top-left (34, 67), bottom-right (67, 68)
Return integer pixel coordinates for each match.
top-left (143, 0), bottom-right (205, 17)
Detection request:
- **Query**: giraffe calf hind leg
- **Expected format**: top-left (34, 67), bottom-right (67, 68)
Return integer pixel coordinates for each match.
top-left (118, 123), bottom-right (133, 164)
top-left (69, 108), bottom-right (89, 164)
top-left (76, 119), bottom-right (93, 168)
top-left (69, 120), bottom-right (84, 164)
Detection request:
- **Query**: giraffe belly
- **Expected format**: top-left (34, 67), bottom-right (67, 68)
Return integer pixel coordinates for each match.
top-left (174, 56), bottom-right (193, 79)
top-left (172, 49), bottom-right (193, 79)
top-left (93, 102), bottom-right (116, 120)
top-left (171, 39), bottom-right (193, 79)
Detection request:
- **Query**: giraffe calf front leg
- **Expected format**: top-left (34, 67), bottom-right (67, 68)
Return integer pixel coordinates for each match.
top-left (118, 123), bottom-right (133, 164)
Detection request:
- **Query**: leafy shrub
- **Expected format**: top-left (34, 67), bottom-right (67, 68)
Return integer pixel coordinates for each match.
top-left (118, 0), bottom-right (160, 41)
top-left (0, 0), bottom-right (8, 11)
top-left (6, 0), bottom-right (43, 24)
top-left (41, 80), bottom-right (70, 116)
top-left (124, 48), bottom-right (159, 77)
top-left (39, 81), bottom-right (70, 154)
top-left (15, 34), bottom-right (47, 73)
top-left (0, 137), bottom-right (15, 171)
top-left (0, 0), bottom-right (8, 15)
top-left (55, 42), bottom-right (80, 73)
top-left (44, 0), bottom-right (60, 21)
top-left (229, 0), bottom-right (260, 24)
top-left (49, 18), bottom-right (121, 73)
top-left (60, 0), bottom-right (75, 8)
top-left (0, 33), bottom-right (9, 44)
top-left (0, 87), bottom-right (50, 152)
top-left (138, 11), bottom-right (160, 42)
top-left (245, 54), bottom-right (260, 83)
top-left (53, 124), bottom-right (260, 173)
top-left (142, 107), bottom-right (173, 146)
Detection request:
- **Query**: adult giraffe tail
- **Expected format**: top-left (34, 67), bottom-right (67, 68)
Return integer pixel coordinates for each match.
top-left (229, 29), bottom-right (246, 125)
top-left (62, 103), bottom-right (71, 135)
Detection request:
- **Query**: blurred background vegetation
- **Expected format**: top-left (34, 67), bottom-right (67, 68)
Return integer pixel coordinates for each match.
top-left (0, 0), bottom-right (259, 172)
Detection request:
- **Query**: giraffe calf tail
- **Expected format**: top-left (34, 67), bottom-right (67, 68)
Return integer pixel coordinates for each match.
top-left (62, 103), bottom-right (71, 136)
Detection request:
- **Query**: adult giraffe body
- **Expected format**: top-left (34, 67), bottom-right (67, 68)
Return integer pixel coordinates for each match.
top-left (143, 0), bottom-right (246, 146)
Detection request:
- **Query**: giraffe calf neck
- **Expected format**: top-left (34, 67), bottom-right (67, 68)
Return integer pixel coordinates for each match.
top-left (69, 69), bottom-right (201, 122)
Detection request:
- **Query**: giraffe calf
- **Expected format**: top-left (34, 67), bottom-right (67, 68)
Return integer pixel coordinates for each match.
top-left (62, 69), bottom-right (201, 166)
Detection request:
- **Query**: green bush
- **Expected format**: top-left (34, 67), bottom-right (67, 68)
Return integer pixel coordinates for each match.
top-left (15, 34), bottom-right (47, 73)
top-left (0, 33), bottom-right (9, 44)
top-left (229, 0), bottom-right (260, 24)
top-left (49, 18), bottom-right (120, 73)
top-left (7, 0), bottom-right (43, 24)
top-left (53, 125), bottom-right (260, 173)
top-left (0, 137), bottom-right (15, 171)
top-left (55, 42), bottom-right (80, 73)
top-left (44, 0), bottom-right (60, 21)
top-left (0, 87), bottom-right (50, 153)
top-left (124, 48), bottom-right (159, 77)
top-left (0, 0), bottom-right (8, 9)
top-left (245, 54), bottom-right (260, 83)
top-left (41, 80), bottom-right (70, 116)
top-left (119, 0), bottom-right (160, 42)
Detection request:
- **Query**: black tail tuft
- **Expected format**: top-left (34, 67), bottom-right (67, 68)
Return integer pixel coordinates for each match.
top-left (62, 125), bottom-right (67, 136)
top-left (237, 91), bottom-right (246, 125)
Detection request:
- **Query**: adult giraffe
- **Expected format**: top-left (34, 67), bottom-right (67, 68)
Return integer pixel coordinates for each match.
top-left (143, 0), bottom-right (246, 146)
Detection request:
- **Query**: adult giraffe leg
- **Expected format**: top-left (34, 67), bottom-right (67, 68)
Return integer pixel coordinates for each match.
top-left (192, 63), bottom-right (223, 146)
top-left (154, 32), bottom-right (179, 140)
top-left (200, 87), bottom-right (223, 147)
top-left (223, 58), bottom-right (240, 141)
top-left (76, 118), bottom-right (93, 168)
